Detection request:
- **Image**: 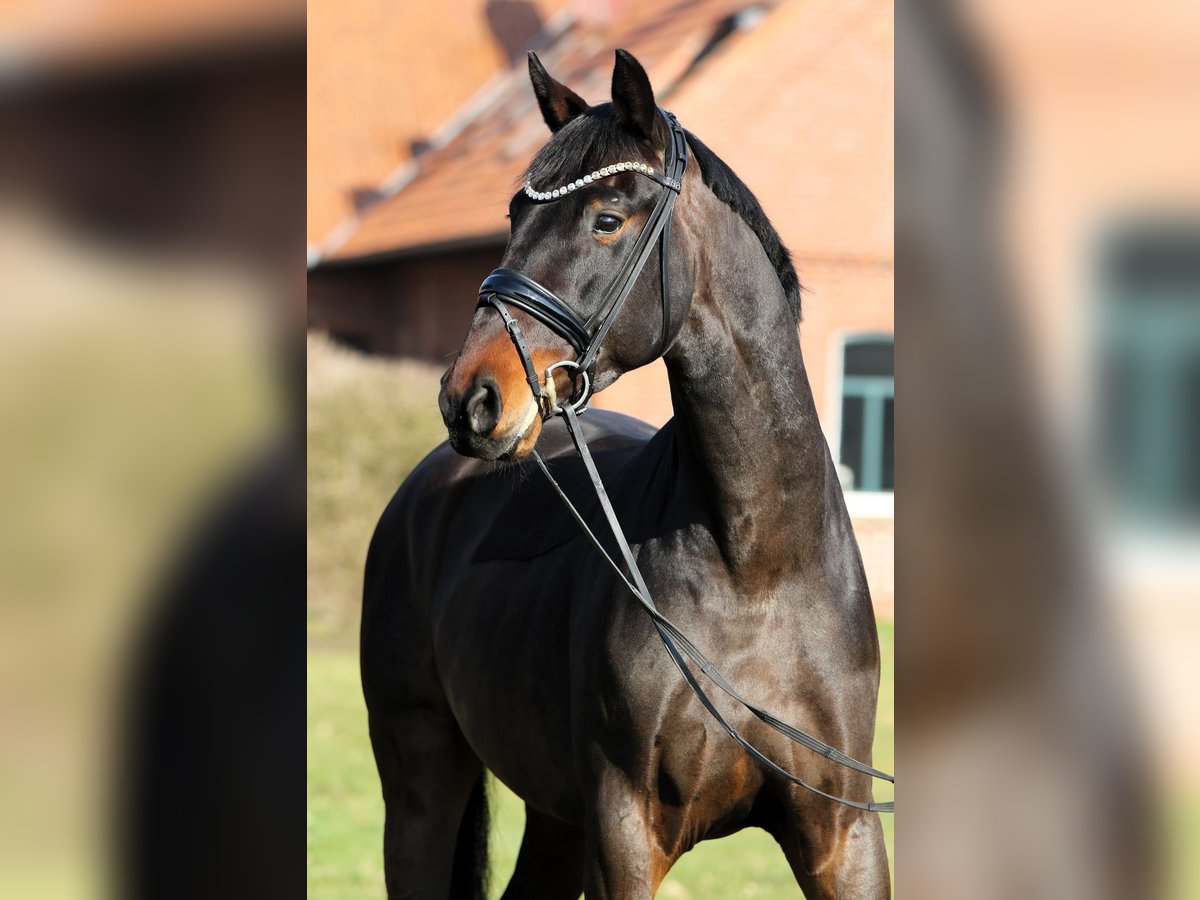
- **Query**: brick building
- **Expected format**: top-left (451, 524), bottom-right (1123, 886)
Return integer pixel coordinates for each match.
top-left (308, 0), bottom-right (894, 614)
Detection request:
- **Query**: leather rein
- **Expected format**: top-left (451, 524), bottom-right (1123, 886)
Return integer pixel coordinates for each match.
top-left (475, 109), bottom-right (894, 814)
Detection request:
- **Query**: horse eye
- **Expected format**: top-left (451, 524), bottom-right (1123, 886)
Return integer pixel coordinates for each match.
top-left (594, 213), bottom-right (623, 234)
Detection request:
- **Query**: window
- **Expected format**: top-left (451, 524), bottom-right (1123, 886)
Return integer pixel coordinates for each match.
top-left (1097, 223), bottom-right (1200, 526)
top-left (838, 335), bottom-right (894, 492)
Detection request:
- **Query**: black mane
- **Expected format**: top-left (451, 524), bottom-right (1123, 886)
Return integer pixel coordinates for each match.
top-left (685, 130), bottom-right (802, 322)
top-left (522, 106), bottom-right (802, 323)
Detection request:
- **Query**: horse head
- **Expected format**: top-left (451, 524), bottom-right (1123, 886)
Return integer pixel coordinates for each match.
top-left (439, 49), bottom-right (696, 460)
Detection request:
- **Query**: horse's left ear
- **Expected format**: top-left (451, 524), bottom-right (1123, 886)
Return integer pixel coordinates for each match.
top-left (611, 49), bottom-right (660, 141)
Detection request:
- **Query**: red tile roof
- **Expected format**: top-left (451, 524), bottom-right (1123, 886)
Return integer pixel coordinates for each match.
top-left (317, 0), bottom-right (771, 262)
top-left (318, 0), bottom-right (892, 266)
top-left (668, 0), bottom-right (893, 264)
top-left (308, 0), bottom-right (567, 244)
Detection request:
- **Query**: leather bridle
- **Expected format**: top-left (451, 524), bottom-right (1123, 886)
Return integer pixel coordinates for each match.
top-left (478, 109), bottom-right (688, 415)
top-left (473, 109), bottom-right (894, 813)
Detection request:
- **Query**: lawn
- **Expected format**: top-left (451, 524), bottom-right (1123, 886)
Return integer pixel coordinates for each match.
top-left (307, 621), bottom-right (894, 899)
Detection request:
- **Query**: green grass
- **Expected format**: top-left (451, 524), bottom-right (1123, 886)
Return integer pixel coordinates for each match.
top-left (1167, 794), bottom-right (1200, 900)
top-left (307, 621), bottom-right (894, 899)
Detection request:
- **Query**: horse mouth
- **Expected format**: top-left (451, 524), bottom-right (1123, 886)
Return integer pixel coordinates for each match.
top-left (447, 396), bottom-right (542, 462)
top-left (498, 401), bottom-right (542, 461)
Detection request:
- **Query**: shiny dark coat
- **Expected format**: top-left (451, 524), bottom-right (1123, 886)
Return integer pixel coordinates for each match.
top-left (361, 50), bottom-right (889, 899)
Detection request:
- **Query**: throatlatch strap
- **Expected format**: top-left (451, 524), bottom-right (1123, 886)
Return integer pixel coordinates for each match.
top-left (658, 216), bottom-right (673, 356)
top-left (529, 406), bottom-right (894, 814)
top-left (577, 179), bottom-right (679, 376)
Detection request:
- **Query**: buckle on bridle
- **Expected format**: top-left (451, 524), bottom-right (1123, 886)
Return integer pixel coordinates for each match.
top-left (543, 359), bottom-right (591, 416)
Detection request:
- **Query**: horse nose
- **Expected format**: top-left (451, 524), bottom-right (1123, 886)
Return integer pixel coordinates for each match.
top-left (462, 375), bottom-right (502, 436)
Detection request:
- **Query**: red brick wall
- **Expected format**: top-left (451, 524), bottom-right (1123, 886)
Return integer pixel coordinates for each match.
top-left (853, 516), bottom-right (894, 618)
top-left (795, 258), bottom-right (895, 428)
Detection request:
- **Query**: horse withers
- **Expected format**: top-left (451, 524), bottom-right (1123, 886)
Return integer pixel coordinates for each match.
top-left (361, 49), bottom-right (890, 899)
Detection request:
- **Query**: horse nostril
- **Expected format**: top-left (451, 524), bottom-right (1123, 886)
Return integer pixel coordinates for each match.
top-left (463, 376), bottom-right (502, 436)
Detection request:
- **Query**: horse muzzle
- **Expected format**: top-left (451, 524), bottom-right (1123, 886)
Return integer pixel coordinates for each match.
top-left (439, 370), bottom-right (541, 461)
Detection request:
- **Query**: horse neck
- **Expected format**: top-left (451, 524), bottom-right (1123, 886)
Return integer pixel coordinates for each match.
top-left (664, 211), bottom-right (833, 589)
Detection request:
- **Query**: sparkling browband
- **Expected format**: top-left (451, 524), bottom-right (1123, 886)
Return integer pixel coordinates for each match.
top-left (524, 161), bottom-right (681, 202)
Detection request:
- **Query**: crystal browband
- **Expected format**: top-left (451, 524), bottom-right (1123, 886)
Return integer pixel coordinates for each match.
top-left (524, 161), bottom-right (681, 202)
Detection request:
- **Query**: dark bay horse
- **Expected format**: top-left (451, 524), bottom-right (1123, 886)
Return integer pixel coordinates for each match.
top-left (361, 50), bottom-right (890, 899)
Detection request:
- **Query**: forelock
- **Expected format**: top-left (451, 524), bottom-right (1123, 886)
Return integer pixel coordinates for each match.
top-left (521, 105), bottom-right (647, 192)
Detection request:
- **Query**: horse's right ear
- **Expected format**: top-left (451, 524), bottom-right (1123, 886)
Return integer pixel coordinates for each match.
top-left (528, 52), bottom-right (589, 133)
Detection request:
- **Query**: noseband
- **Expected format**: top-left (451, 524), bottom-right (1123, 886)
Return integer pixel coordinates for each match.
top-left (472, 108), bottom-right (894, 813)
top-left (477, 108), bottom-right (688, 414)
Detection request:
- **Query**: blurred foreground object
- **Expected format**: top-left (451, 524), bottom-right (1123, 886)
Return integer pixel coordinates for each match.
top-left (900, 0), bottom-right (1200, 896)
top-left (0, 2), bottom-right (303, 897)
